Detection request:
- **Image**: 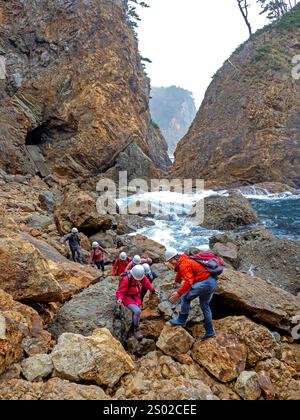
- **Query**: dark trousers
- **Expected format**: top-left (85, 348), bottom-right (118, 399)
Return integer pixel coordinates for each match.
top-left (95, 260), bottom-right (105, 271)
top-left (70, 246), bottom-right (82, 264)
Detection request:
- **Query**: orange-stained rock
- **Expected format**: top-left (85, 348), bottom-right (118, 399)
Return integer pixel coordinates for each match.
top-left (0, 0), bottom-right (169, 179)
top-left (0, 313), bottom-right (24, 376)
top-left (255, 358), bottom-right (300, 400)
top-left (156, 324), bottom-right (195, 359)
top-left (0, 289), bottom-right (52, 357)
top-left (0, 378), bottom-right (109, 400)
top-left (192, 333), bottom-right (247, 383)
top-left (139, 320), bottom-right (165, 340)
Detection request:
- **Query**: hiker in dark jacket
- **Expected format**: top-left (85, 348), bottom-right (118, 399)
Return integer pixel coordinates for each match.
top-left (141, 263), bottom-right (158, 301)
top-left (62, 228), bottom-right (82, 264)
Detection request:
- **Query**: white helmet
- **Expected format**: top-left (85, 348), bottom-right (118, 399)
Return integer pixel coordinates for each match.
top-left (131, 265), bottom-right (145, 281)
top-left (119, 252), bottom-right (127, 261)
top-left (71, 227), bottom-right (79, 234)
top-left (143, 263), bottom-right (151, 274)
top-left (165, 248), bottom-right (178, 262)
top-left (92, 241), bottom-right (99, 249)
top-left (133, 255), bottom-right (141, 265)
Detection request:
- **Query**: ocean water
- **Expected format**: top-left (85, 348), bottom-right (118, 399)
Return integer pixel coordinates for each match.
top-left (118, 189), bottom-right (300, 252)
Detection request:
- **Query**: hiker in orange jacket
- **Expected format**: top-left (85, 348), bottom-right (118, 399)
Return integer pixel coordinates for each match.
top-left (165, 249), bottom-right (218, 342)
top-left (112, 252), bottom-right (132, 276)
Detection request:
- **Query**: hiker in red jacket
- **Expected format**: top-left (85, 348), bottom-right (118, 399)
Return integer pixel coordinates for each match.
top-left (112, 252), bottom-right (132, 277)
top-left (125, 254), bottom-right (152, 272)
top-left (166, 248), bottom-right (220, 342)
top-left (88, 242), bottom-right (109, 272)
top-left (116, 265), bottom-right (156, 341)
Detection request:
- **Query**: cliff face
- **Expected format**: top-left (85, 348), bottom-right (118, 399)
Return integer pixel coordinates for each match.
top-left (150, 86), bottom-right (196, 155)
top-left (0, 0), bottom-right (170, 179)
top-left (172, 6), bottom-right (300, 188)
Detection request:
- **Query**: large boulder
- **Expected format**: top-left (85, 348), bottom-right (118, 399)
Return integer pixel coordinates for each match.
top-left (212, 316), bottom-right (279, 368)
top-left (210, 227), bottom-right (300, 295)
top-left (51, 329), bottom-right (134, 388)
top-left (0, 234), bottom-right (62, 302)
top-left (189, 192), bottom-right (259, 230)
top-left (121, 235), bottom-right (166, 263)
top-left (0, 378), bottom-right (109, 400)
top-left (114, 351), bottom-right (218, 400)
top-left (216, 269), bottom-right (300, 333)
top-left (0, 289), bottom-right (52, 358)
top-left (49, 276), bottom-right (129, 340)
top-left (192, 333), bottom-right (247, 383)
top-left (54, 185), bottom-right (115, 235)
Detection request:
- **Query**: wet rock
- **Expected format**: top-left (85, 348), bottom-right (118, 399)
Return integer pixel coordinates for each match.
top-left (189, 192), bottom-right (259, 230)
top-left (0, 378), bottom-right (109, 400)
top-left (192, 333), bottom-right (247, 383)
top-left (21, 355), bottom-right (53, 382)
top-left (234, 371), bottom-right (261, 400)
top-left (51, 329), bottom-right (134, 387)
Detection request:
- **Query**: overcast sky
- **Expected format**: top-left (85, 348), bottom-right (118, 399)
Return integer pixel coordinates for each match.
top-left (137, 0), bottom-right (268, 107)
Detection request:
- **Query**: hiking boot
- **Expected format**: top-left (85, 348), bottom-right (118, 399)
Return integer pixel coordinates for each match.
top-left (169, 313), bottom-right (189, 327)
top-left (134, 328), bottom-right (144, 342)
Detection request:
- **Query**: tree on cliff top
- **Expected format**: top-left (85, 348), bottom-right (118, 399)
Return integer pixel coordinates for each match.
top-left (126, 0), bottom-right (149, 31)
top-left (237, 0), bottom-right (253, 37)
top-left (257, 0), bottom-right (299, 20)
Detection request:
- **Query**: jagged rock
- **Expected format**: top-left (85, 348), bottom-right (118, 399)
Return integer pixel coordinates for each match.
top-left (114, 351), bottom-right (218, 400)
top-left (216, 269), bottom-right (300, 333)
top-left (0, 363), bottom-right (22, 382)
top-left (27, 215), bottom-right (54, 229)
top-left (0, 0), bottom-right (169, 178)
top-left (255, 358), bottom-right (300, 400)
top-left (156, 324), bottom-right (195, 359)
top-left (192, 333), bottom-right (247, 383)
top-left (51, 329), bottom-right (134, 387)
top-left (189, 193), bottom-right (259, 230)
top-left (0, 378), bottom-right (109, 400)
top-left (21, 355), bottom-right (53, 382)
top-left (49, 277), bottom-right (129, 340)
top-left (172, 6), bottom-right (300, 188)
top-left (234, 371), bottom-right (261, 401)
top-left (0, 289), bottom-right (52, 358)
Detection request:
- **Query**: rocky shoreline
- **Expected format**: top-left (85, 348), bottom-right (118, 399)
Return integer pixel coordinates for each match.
top-left (0, 171), bottom-right (299, 400)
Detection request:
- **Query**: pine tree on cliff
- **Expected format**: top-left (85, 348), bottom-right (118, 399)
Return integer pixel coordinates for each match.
top-left (257, 0), bottom-right (300, 20)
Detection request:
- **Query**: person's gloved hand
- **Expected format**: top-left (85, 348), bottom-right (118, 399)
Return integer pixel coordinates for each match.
top-left (169, 292), bottom-right (181, 304)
